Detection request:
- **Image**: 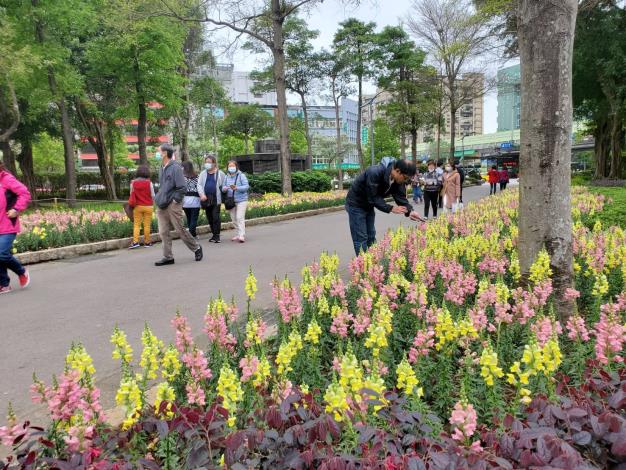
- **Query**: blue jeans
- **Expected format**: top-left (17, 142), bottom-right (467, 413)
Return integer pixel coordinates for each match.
top-left (0, 233), bottom-right (25, 287)
top-left (346, 205), bottom-right (376, 255)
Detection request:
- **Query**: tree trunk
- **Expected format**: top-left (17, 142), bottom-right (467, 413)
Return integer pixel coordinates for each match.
top-left (32, 0), bottom-right (76, 206)
top-left (410, 116), bottom-right (418, 164)
top-left (517, 0), bottom-right (577, 321)
top-left (400, 133), bottom-right (407, 159)
top-left (57, 98), bottom-right (77, 206)
top-left (333, 91), bottom-right (343, 185)
top-left (449, 102), bottom-right (456, 161)
top-left (0, 141), bottom-right (17, 175)
top-left (594, 118), bottom-right (609, 179)
top-left (271, 0), bottom-right (292, 195)
top-left (16, 138), bottom-right (36, 202)
top-left (609, 114), bottom-right (623, 179)
top-left (300, 92), bottom-right (313, 170)
top-left (357, 77), bottom-right (364, 169)
top-left (137, 99), bottom-right (148, 165)
top-left (0, 82), bottom-right (20, 143)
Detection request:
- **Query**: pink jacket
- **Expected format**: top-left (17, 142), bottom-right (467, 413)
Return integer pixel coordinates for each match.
top-left (0, 170), bottom-right (31, 234)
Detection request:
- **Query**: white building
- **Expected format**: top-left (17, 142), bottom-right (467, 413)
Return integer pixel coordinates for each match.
top-left (211, 64), bottom-right (277, 107)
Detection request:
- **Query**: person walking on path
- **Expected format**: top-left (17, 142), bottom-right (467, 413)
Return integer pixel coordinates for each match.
top-left (488, 165), bottom-right (499, 195)
top-left (442, 161), bottom-right (461, 213)
top-left (499, 167), bottom-right (510, 191)
top-left (411, 172), bottom-right (423, 204)
top-left (128, 164), bottom-right (155, 249)
top-left (222, 161), bottom-right (249, 243)
top-left (436, 160), bottom-right (445, 209)
top-left (0, 161), bottom-right (31, 294)
top-left (181, 161), bottom-right (201, 239)
top-left (197, 154), bottom-right (226, 243)
top-left (457, 164), bottom-right (466, 203)
top-left (345, 158), bottom-right (424, 255)
top-left (421, 159), bottom-right (442, 220)
top-left (154, 144), bottom-right (203, 266)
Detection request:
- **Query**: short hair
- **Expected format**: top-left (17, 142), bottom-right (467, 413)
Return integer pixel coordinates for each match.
top-left (136, 164), bottom-right (150, 179)
top-left (226, 160), bottom-right (239, 171)
top-left (182, 160), bottom-right (196, 178)
top-left (426, 159), bottom-right (435, 166)
top-left (204, 154), bottom-right (217, 164)
top-left (159, 143), bottom-right (175, 159)
top-left (492, 165), bottom-right (497, 170)
top-left (448, 160), bottom-right (457, 170)
top-left (393, 159), bottom-right (417, 177)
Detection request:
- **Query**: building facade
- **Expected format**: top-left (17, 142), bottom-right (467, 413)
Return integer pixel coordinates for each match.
top-left (497, 64), bottom-right (521, 132)
top-left (287, 98), bottom-right (359, 165)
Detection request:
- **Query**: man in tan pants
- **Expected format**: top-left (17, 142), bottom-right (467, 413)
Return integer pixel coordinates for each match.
top-left (153, 144), bottom-right (203, 266)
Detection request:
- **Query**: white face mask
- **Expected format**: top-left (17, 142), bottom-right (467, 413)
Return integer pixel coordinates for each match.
top-left (204, 163), bottom-right (213, 170)
top-left (445, 166), bottom-right (452, 172)
top-left (228, 167), bottom-right (236, 174)
top-left (428, 167), bottom-right (435, 172)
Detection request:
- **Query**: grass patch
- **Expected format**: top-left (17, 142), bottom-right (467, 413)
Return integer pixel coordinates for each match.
top-left (586, 186), bottom-right (626, 228)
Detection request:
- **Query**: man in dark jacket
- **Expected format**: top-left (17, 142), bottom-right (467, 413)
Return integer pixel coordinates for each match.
top-left (345, 158), bottom-right (424, 255)
top-left (154, 143), bottom-right (203, 266)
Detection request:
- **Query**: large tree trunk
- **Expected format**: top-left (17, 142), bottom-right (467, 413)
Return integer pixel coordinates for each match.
top-left (518, 0), bottom-right (577, 321)
top-left (0, 141), bottom-right (17, 175)
top-left (0, 82), bottom-right (20, 144)
top-left (400, 133), bottom-right (407, 159)
top-left (609, 114), bottom-right (624, 179)
top-left (357, 77), bottom-right (364, 169)
top-left (594, 117), bottom-right (610, 179)
top-left (16, 138), bottom-right (36, 202)
top-left (57, 97), bottom-right (77, 206)
top-left (299, 92), bottom-right (313, 170)
top-left (271, 2), bottom-right (292, 195)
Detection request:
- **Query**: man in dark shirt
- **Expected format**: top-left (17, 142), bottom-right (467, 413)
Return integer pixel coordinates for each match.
top-left (345, 158), bottom-right (425, 255)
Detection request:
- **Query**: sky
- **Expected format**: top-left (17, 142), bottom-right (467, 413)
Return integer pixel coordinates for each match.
top-left (210, 0), bottom-right (507, 134)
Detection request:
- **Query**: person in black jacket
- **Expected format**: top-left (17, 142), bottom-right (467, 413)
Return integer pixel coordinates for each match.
top-left (345, 159), bottom-right (424, 255)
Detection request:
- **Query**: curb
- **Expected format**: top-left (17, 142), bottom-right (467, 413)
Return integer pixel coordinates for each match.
top-left (15, 205), bottom-right (346, 266)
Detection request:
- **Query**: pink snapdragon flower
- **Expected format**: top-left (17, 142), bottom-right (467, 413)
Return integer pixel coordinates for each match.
top-left (171, 314), bottom-right (194, 353)
top-left (566, 315), bottom-right (590, 342)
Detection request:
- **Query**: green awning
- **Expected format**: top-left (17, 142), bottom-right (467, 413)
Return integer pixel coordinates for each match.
top-left (454, 150), bottom-right (476, 157)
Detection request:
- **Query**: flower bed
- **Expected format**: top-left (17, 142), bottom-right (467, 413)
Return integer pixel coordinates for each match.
top-left (12, 192), bottom-right (347, 254)
top-left (2, 188), bottom-right (626, 469)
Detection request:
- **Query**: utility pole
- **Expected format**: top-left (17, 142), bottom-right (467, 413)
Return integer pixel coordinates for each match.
top-left (370, 101), bottom-right (375, 166)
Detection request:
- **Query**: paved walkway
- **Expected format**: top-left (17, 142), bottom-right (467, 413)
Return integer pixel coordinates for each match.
top-left (0, 183), bottom-right (503, 425)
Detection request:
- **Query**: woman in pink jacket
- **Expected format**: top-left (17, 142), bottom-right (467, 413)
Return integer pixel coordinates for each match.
top-left (0, 161), bottom-right (31, 294)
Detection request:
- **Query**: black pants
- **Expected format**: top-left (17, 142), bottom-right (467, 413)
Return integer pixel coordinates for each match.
top-left (183, 207), bottom-right (200, 237)
top-left (500, 182), bottom-right (508, 191)
top-left (490, 183), bottom-right (497, 195)
top-left (424, 191), bottom-right (439, 218)
top-left (205, 203), bottom-right (221, 238)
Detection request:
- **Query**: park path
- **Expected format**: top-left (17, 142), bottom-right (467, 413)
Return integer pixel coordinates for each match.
top-left (0, 183), bottom-right (502, 426)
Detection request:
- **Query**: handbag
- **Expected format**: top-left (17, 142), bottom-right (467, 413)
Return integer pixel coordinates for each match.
top-left (223, 173), bottom-right (238, 211)
top-left (123, 202), bottom-right (134, 222)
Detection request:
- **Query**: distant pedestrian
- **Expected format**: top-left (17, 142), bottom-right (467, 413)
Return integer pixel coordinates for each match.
top-left (181, 161), bottom-right (200, 239)
top-left (421, 159), bottom-right (442, 219)
top-left (457, 165), bottom-right (465, 203)
top-left (153, 144), bottom-right (203, 266)
top-left (411, 172), bottom-right (423, 204)
top-left (499, 167), bottom-right (510, 191)
top-left (488, 165), bottom-right (499, 195)
top-left (222, 161), bottom-right (250, 243)
top-left (436, 160), bottom-right (445, 209)
top-left (198, 154), bottom-right (226, 243)
top-left (345, 158), bottom-right (424, 255)
top-left (442, 161), bottom-right (461, 212)
top-left (0, 161), bottom-right (31, 294)
top-left (128, 164), bottom-right (155, 249)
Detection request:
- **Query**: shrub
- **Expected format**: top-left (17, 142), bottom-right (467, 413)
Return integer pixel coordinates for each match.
top-left (249, 171), bottom-right (331, 194)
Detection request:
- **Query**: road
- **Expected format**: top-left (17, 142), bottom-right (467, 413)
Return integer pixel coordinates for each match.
top-left (0, 184), bottom-right (495, 425)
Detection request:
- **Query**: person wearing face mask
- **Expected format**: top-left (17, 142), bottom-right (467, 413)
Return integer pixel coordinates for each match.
top-left (345, 158), bottom-right (425, 256)
top-left (197, 154), bottom-right (226, 243)
top-left (421, 159), bottom-right (442, 219)
top-left (442, 160), bottom-right (461, 212)
top-left (221, 161), bottom-right (250, 243)
top-left (181, 161), bottom-right (201, 239)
